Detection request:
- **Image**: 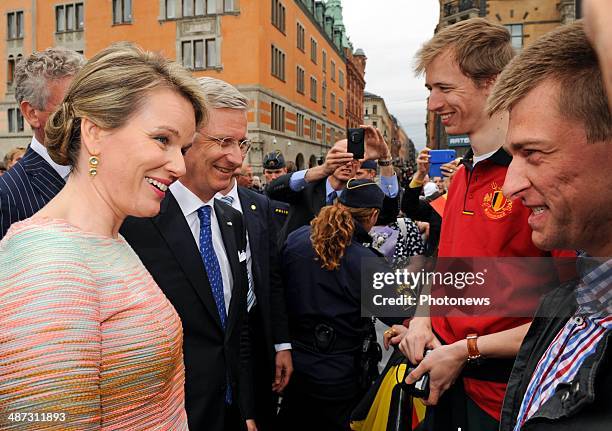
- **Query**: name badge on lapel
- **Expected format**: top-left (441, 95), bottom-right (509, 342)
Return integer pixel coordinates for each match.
top-left (238, 250), bottom-right (247, 262)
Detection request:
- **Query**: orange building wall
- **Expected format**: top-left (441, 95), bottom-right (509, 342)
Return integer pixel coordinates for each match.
top-left (84, 0), bottom-right (177, 57)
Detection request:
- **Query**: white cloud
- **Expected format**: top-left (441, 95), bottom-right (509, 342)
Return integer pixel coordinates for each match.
top-left (341, 0), bottom-right (438, 148)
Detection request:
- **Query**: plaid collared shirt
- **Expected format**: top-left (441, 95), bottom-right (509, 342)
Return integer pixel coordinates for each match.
top-left (514, 257), bottom-right (612, 430)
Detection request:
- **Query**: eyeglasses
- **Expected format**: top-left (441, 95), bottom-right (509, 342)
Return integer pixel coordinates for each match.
top-left (200, 133), bottom-right (252, 155)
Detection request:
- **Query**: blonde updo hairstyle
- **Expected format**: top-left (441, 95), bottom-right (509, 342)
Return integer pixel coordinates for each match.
top-left (45, 42), bottom-right (208, 168)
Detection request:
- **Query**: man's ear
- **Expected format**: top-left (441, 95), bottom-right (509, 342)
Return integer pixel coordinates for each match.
top-left (20, 101), bottom-right (41, 130)
top-left (482, 75), bottom-right (499, 94)
top-left (80, 117), bottom-right (102, 156)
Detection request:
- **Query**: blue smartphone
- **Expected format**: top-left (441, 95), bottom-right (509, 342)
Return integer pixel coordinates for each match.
top-left (428, 150), bottom-right (456, 177)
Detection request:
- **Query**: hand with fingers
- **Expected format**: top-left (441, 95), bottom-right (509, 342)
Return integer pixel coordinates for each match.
top-left (414, 148), bottom-right (431, 182)
top-left (361, 125), bottom-right (392, 161)
top-left (383, 324), bottom-right (408, 350)
top-left (272, 350), bottom-right (293, 393)
top-left (397, 317), bottom-right (441, 366)
top-left (440, 159), bottom-right (460, 181)
top-left (322, 145), bottom-right (354, 176)
top-left (404, 342), bottom-right (467, 406)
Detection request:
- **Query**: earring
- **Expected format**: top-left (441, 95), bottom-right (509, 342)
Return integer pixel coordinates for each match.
top-left (88, 156), bottom-right (99, 177)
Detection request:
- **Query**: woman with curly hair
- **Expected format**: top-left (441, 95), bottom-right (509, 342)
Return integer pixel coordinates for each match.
top-left (277, 178), bottom-right (391, 431)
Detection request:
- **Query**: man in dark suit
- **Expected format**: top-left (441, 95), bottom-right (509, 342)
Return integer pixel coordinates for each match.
top-left (0, 47), bottom-right (84, 238)
top-left (266, 127), bottom-right (400, 242)
top-left (208, 76), bottom-right (292, 430)
top-left (121, 77), bottom-right (257, 431)
top-left (218, 173), bottom-right (293, 431)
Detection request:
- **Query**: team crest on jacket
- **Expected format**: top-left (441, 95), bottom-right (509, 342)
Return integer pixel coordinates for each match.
top-left (482, 182), bottom-right (512, 219)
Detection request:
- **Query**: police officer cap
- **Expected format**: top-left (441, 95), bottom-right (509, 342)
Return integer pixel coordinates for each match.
top-left (338, 179), bottom-right (384, 209)
top-left (361, 160), bottom-right (377, 170)
top-left (263, 151), bottom-right (286, 169)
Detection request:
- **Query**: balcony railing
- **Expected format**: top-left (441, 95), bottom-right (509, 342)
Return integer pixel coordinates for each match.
top-left (442, 0), bottom-right (480, 18)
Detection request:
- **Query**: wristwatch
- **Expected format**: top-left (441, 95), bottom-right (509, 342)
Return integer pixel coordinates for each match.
top-left (377, 156), bottom-right (393, 166)
top-left (466, 333), bottom-right (481, 364)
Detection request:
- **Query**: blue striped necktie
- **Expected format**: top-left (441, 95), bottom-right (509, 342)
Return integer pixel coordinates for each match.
top-left (197, 205), bottom-right (232, 404)
top-left (220, 195), bottom-right (234, 206)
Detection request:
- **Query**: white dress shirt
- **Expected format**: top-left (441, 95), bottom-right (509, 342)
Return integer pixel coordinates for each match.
top-left (171, 180), bottom-right (234, 311)
top-left (30, 137), bottom-right (71, 180)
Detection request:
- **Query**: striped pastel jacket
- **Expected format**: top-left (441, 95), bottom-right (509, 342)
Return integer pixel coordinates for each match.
top-left (0, 218), bottom-right (189, 430)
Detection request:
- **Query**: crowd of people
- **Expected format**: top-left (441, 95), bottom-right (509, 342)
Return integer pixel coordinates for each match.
top-left (0, 1), bottom-right (610, 430)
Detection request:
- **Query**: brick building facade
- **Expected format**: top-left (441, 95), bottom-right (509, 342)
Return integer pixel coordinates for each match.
top-left (0, 0), bottom-right (362, 173)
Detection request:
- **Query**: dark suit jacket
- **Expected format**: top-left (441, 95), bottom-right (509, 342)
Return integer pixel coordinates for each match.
top-left (237, 187), bottom-right (290, 362)
top-left (120, 193), bottom-right (252, 431)
top-left (0, 146), bottom-right (65, 239)
top-left (266, 173), bottom-right (400, 243)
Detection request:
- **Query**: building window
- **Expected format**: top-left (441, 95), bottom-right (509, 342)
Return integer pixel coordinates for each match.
top-left (271, 0), bottom-right (286, 33)
top-left (7, 11), bottom-right (24, 39)
top-left (330, 92), bottom-right (336, 113)
top-left (310, 76), bottom-right (317, 102)
top-left (310, 118), bottom-right (316, 140)
top-left (310, 38), bottom-right (317, 64)
top-left (296, 66), bottom-right (305, 94)
top-left (56, 3), bottom-right (84, 33)
top-left (113, 0), bottom-right (132, 24)
top-left (182, 0), bottom-right (212, 17)
top-left (224, 0), bottom-right (234, 12)
top-left (322, 50), bottom-right (327, 73)
top-left (321, 124), bottom-right (326, 144)
top-left (271, 102), bottom-right (285, 132)
top-left (338, 69), bottom-right (345, 89)
top-left (373, 121), bottom-right (378, 128)
top-left (297, 22), bottom-right (305, 52)
top-left (296, 113), bottom-right (304, 137)
top-left (7, 56), bottom-right (16, 84)
top-left (182, 38), bottom-right (217, 70)
top-left (339, 99), bottom-right (344, 118)
top-left (322, 81), bottom-right (327, 109)
top-left (271, 45), bottom-right (285, 81)
top-left (166, 0), bottom-right (177, 18)
top-left (7, 108), bottom-right (24, 133)
top-left (505, 24), bottom-right (523, 49)
top-left (330, 60), bottom-right (336, 82)
top-left (373, 104), bottom-right (378, 115)
top-left (206, 39), bottom-right (217, 67)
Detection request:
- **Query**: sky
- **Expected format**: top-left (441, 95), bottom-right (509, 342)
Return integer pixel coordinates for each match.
top-left (341, 0), bottom-right (439, 149)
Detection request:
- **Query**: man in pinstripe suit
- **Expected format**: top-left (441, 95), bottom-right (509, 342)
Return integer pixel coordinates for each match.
top-left (0, 47), bottom-right (84, 239)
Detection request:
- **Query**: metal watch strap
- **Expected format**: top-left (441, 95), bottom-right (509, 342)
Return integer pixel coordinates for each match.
top-left (377, 157), bottom-right (393, 166)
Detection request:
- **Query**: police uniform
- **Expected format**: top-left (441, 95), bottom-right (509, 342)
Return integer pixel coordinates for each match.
top-left (277, 180), bottom-right (390, 431)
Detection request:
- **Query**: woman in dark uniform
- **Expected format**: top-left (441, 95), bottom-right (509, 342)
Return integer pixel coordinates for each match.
top-left (277, 179), bottom-right (390, 431)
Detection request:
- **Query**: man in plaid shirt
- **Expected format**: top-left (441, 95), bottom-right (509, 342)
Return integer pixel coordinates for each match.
top-left (489, 21), bottom-right (611, 430)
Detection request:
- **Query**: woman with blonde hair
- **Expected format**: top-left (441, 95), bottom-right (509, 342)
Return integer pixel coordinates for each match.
top-left (278, 178), bottom-right (392, 431)
top-left (0, 43), bottom-right (206, 430)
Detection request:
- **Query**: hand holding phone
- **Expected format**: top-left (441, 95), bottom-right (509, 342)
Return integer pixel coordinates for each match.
top-left (347, 128), bottom-right (365, 160)
top-left (428, 150), bottom-right (456, 177)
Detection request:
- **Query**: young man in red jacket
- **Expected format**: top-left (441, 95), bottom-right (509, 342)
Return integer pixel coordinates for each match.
top-left (387, 18), bottom-right (573, 430)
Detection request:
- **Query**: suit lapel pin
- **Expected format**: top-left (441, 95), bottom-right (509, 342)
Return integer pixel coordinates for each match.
top-left (250, 204), bottom-right (256, 211)
top-left (227, 221), bottom-right (233, 226)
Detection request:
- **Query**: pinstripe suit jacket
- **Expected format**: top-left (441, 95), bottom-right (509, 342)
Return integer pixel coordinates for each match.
top-left (0, 146), bottom-right (65, 239)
